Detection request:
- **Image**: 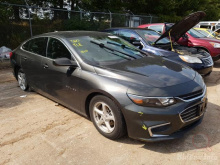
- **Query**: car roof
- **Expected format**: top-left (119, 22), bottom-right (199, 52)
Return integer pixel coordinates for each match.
top-left (105, 27), bottom-right (156, 31)
top-left (33, 31), bottom-right (110, 39)
top-left (138, 23), bottom-right (165, 28)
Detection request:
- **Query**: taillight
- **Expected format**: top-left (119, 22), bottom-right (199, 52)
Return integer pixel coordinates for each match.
top-left (9, 52), bottom-right (13, 59)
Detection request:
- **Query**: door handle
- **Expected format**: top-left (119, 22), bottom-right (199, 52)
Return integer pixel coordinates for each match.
top-left (23, 57), bottom-right (27, 61)
top-left (43, 64), bottom-right (49, 69)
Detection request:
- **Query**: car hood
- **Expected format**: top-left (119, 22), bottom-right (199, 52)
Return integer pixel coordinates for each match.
top-left (94, 55), bottom-right (196, 88)
top-left (193, 37), bottom-right (220, 43)
top-left (155, 11), bottom-right (206, 43)
top-left (142, 46), bottom-right (179, 57)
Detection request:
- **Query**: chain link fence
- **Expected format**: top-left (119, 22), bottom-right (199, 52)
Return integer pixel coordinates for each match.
top-left (0, 2), bottom-right (159, 49)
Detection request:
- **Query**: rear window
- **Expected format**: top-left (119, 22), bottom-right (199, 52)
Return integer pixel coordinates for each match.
top-left (22, 37), bottom-right (48, 56)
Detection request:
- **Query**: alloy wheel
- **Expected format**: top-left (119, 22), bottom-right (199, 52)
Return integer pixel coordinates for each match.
top-left (93, 102), bottom-right (115, 133)
top-left (18, 71), bottom-right (27, 90)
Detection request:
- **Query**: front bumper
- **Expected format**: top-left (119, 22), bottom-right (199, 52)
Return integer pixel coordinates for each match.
top-left (123, 88), bottom-right (207, 142)
top-left (186, 56), bottom-right (213, 76)
top-left (196, 66), bottom-right (213, 76)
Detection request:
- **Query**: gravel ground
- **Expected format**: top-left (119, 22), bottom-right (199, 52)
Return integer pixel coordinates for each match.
top-left (0, 61), bottom-right (219, 165)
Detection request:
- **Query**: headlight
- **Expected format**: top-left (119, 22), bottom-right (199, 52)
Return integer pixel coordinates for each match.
top-left (127, 94), bottom-right (176, 107)
top-left (179, 55), bottom-right (202, 63)
top-left (210, 42), bottom-right (220, 48)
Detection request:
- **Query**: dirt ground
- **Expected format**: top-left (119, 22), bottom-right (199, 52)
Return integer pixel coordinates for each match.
top-left (0, 61), bottom-right (219, 165)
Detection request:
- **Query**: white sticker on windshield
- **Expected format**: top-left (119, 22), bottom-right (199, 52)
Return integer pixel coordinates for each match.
top-left (108, 36), bottom-right (119, 39)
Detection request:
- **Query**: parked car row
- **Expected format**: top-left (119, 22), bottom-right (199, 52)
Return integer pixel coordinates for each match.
top-left (138, 12), bottom-right (220, 62)
top-left (10, 11), bottom-right (212, 142)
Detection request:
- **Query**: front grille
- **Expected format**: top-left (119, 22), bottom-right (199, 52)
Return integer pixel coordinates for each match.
top-left (202, 56), bottom-right (213, 66)
top-left (178, 89), bottom-right (203, 100)
top-left (180, 104), bottom-right (201, 122)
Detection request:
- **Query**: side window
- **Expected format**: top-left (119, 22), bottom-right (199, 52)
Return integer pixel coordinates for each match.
top-left (22, 40), bottom-right (31, 51)
top-left (149, 25), bottom-right (163, 33)
top-left (47, 38), bottom-right (71, 60)
top-left (119, 31), bottom-right (140, 43)
top-left (28, 37), bottom-right (48, 56)
top-left (107, 30), bottom-right (119, 36)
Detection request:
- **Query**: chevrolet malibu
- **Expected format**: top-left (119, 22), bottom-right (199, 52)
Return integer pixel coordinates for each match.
top-left (10, 31), bottom-right (207, 142)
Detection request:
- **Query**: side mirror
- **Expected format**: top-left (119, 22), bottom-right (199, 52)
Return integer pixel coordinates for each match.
top-left (53, 58), bottom-right (78, 67)
top-left (131, 41), bottom-right (143, 50)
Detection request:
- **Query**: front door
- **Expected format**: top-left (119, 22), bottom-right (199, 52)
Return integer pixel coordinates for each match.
top-left (41, 37), bottom-right (81, 111)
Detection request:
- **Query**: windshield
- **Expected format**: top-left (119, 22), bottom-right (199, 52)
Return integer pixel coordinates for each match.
top-left (67, 35), bottom-right (145, 66)
top-left (188, 29), bottom-right (207, 38)
top-left (196, 29), bottom-right (214, 38)
top-left (136, 29), bottom-right (171, 45)
top-left (212, 29), bottom-right (220, 37)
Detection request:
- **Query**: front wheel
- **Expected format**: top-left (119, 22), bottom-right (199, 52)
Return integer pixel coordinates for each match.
top-left (17, 68), bottom-right (29, 91)
top-left (89, 95), bottom-right (126, 140)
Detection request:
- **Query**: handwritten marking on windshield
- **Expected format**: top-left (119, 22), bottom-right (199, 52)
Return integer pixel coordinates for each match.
top-left (80, 50), bottom-right (88, 53)
top-left (70, 39), bottom-right (83, 47)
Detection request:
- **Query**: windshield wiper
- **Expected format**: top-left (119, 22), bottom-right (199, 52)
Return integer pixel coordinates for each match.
top-left (106, 41), bottom-right (145, 58)
top-left (90, 40), bottom-right (137, 60)
top-left (153, 42), bottom-right (171, 45)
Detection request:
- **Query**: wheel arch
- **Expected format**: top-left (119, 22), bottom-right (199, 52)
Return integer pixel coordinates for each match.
top-left (84, 90), bottom-right (123, 119)
top-left (193, 46), bottom-right (210, 54)
top-left (14, 64), bottom-right (21, 80)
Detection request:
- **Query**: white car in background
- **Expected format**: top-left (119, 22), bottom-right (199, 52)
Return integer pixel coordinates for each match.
top-left (0, 46), bottom-right (12, 61)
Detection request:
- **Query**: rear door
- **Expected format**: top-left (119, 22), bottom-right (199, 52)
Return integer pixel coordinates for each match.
top-left (20, 37), bottom-right (48, 91)
top-left (41, 37), bottom-right (81, 111)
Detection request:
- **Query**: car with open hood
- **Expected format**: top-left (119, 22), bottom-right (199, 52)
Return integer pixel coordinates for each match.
top-left (104, 27), bottom-right (213, 76)
top-left (10, 31), bottom-right (207, 142)
top-left (138, 11), bottom-right (220, 61)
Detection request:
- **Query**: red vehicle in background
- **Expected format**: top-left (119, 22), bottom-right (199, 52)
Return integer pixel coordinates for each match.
top-left (138, 13), bottom-right (220, 61)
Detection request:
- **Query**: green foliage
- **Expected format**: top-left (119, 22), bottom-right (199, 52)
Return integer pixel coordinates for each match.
top-left (0, 0), bottom-right (220, 48)
top-left (63, 17), bottom-right (109, 31)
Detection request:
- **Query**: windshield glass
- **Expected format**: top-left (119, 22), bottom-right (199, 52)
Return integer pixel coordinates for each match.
top-left (212, 29), bottom-right (220, 37)
top-left (188, 29), bottom-right (207, 38)
top-left (67, 35), bottom-right (145, 66)
top-left (196, 29), bottom-right (214, 38)
top-left (136, 29), bottom-right (171, 45)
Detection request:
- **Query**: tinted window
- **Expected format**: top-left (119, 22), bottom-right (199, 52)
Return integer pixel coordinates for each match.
top-left (47, 38), bottom-right (71, 60)
top-left (119, 31), bottom-right (140, 43)
top-left (28, 37), bottom-right (48, 56)
top-left (107, 30), bottom-right (119, 35)
top-left (136, 29), bottom-right (170, 45)
top-left (149, 25), bottom-right (163, 33)
top-left (22, 40), bottom-right (30, 51)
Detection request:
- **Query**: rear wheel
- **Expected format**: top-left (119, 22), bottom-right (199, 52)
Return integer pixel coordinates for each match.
top-left (89, 95), bottom-right (126, 140)
top-left (17, 69), bottom-right (29, 91)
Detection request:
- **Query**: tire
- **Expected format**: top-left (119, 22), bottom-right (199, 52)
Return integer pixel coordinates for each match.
top-left (89, 95), bottom-right (126, 140)
top-left (17, 68), bottom-right (29, 91)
